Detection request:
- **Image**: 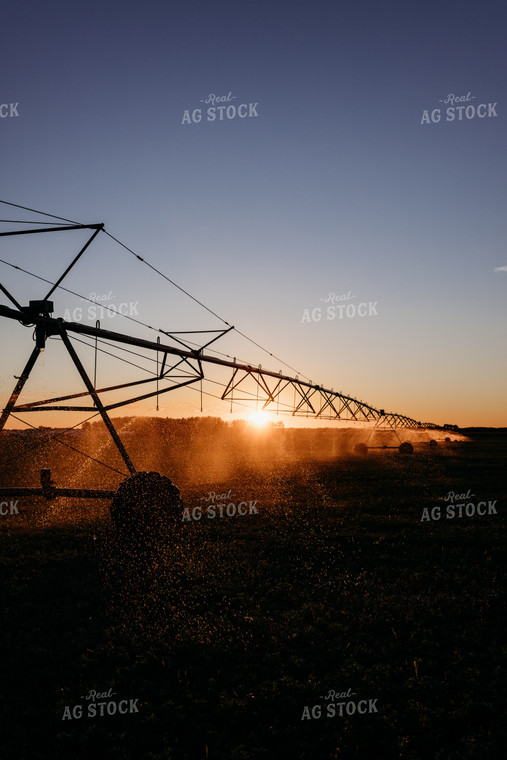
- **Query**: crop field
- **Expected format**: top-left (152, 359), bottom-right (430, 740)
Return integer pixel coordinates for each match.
top-left (1, 424), bottom-right (506, 759)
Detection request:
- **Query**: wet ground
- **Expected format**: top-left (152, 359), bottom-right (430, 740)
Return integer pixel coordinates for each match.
top-left (1, 432), bottom-right (506, 759)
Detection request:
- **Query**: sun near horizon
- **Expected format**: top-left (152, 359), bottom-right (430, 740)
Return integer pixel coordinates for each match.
top-left (247, 409), bottom-right (271, 427)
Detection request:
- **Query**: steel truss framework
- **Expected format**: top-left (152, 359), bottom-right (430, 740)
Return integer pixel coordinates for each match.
top-left (0, 223), bottom-right (442, 496)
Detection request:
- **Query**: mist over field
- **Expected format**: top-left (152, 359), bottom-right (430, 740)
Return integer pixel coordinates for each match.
top-left (0, 416), bottom-right (467, 495)
top-left (1, 418), bottom-right (505, 758)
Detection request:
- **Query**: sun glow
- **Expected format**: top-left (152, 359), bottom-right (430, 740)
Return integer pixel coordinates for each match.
top-left (248, 409), bottom-right (270, 427)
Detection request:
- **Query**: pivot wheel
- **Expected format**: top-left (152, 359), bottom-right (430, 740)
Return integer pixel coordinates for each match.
top-left (110, 470), bottom-right (183, 541)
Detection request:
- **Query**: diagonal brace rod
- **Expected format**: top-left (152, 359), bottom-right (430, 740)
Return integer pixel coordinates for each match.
top-left (59, 328), bottom-right (136, 474)
top-left (0, 346), bottom-right (41, 430)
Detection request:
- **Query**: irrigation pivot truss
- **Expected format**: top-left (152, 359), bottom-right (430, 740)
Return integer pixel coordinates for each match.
top-left (0, 215), bottom-right (442, 499)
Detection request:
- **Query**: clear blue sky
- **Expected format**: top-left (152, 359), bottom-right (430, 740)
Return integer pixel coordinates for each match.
top-left (1, 0), bottom-right (506, 427)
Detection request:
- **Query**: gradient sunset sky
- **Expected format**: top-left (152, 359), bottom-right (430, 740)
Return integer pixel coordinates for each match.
top-left (1, 0), bottom-right (506, 428)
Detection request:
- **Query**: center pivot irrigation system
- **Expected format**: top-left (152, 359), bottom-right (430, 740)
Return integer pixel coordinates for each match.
top-left (0, 207), bottom-right (445, 508)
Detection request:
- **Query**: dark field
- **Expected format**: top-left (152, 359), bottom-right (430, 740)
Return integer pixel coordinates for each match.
top-left (1, 423), bottom-right (506, 759)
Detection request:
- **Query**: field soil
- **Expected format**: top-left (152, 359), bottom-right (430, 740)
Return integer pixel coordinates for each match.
top-left (0, 421), bottom-right (506, 759)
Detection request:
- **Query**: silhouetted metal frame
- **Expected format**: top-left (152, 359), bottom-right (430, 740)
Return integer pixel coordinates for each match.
top-left (0, 301), bottom-right (433, 426)
top-left (0, 222), bottom-right (440, 498)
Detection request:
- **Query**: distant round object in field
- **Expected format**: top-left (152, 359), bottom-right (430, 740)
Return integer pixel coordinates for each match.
top-left (429, 439), bottom-right (438, 447)
top-left (354, 443), bottom-right (368, 455)
top-left (110, 470), bottom-right (183, 540)
top-left (399, 441), bottom-right (414, 455)
top-left (445, 437), bottom-right (451, 442)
